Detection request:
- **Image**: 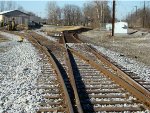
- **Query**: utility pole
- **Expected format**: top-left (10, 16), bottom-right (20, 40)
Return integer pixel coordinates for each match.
top-left (112, 0), bottom-right (115, 36)
top-left (134, 6), bottom-right (137, 28)
top-left (135, 6), bottom-right (137, 16)
top-left (101, 3), bottom-right (103, 27)
top-left (143, 1), bottom-right (146, 28)
top-left (130, 12), bottom-right (132, 27)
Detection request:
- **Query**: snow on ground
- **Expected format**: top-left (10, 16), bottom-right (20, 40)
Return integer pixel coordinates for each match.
top-left (92, 44), bottom-right (150, 82)
top-left (34, 29), bottom-right (58, 42)
top-left (0, 32), bottom-right (42, 113)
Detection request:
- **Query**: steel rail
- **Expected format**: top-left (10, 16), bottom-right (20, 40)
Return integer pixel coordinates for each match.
top-left (69, 33), bottom-right (150, 107)
top-left (41, 47), bottom-right (74, 113)
top-left (73, 33), bottom-right (150, 96)
top-left (88, 45), bottom-right (150, 96)
top-left (68, 47), bottom-right (150, 109)
top-left (31, 30), bottom-right (149, 110)
top-left (9, 30), bottom-right (150, 110)
top-left (32, 35), bottom-right (74, 113)
top-left (62, 32), bottom-right (84, 113)
top-left (61, 31), bottom-right (148, 112)
top-left (13, 32), bottom-right (74, 113)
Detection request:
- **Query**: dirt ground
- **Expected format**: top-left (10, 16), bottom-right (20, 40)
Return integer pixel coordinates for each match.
top-left (0, 34), bottom-right (9, 53)
top-left (32, 25), bottom-right (150, 66)
top-left (80, 28), bottom-right (150, 66)
top-left (41, 25), bottom-right (91, 36)
top-left (0, 34), bottom-right (8, 43)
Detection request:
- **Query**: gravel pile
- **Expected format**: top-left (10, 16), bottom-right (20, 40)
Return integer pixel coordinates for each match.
top-left (92, 44), bottom-right (150, 82)
top-left (0, 32), bottom-right (42, 113)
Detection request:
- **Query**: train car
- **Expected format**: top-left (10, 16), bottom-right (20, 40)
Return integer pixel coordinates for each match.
top-left (28, 21), bottom-right (43, 29)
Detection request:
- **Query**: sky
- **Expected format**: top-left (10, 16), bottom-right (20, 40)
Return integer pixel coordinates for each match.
top-left (115, 1), bottom-right (145, 20)
top-left (15, 1), bottom-right (86, 18)
top-left (14, 0), bottom-right (147, 20)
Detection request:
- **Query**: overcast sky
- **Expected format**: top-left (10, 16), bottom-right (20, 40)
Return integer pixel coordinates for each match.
top-left (15, 0), bottom-right (146, 20)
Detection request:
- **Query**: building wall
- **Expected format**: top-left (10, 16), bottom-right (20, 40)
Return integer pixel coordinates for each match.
top-left (115, 22), bottom-right (128, 34)
top-left (2, 16), bottom-right (29, 25)
top-left (106, 23), bottom-right (112, 31)
top-left (106, 22), bottom-right (128, 34)
top-left (0, 15), bottom-right (3, 22)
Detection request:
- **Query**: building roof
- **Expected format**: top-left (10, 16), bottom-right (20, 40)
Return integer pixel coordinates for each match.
top-left (0, 10), bottom-right (30, 17)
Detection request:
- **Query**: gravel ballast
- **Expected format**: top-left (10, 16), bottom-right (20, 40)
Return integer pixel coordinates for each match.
top-left (34, 29), bottom-right (58, 42)
top-left (92, 44), bottom-right (150, 82)
top-left (0, 32), bottom-right (42, 113)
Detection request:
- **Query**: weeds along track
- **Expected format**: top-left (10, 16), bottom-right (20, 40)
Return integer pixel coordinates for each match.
top-left (10, 31), bottom-right (150, 112)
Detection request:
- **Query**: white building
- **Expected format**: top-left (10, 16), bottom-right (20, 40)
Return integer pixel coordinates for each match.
top-left (115, 22), bottom-right (128, 34)
top-left (0, 10), bottom-right (30, 25)
top-left (106, 23), bottom-right (112, 31)
top-left (106, 22), bottom-right (128, 34)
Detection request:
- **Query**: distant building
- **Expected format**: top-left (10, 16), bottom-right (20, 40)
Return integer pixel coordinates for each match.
top-left (0, 10), bottom-right (30, 25)
top-left (28, 12), bottom-right (42, 23)
top-left (106, 22), bottom-right (128, 34)
top-left (106, 23), bottom-right (112, 31)
top-left (115, 22), bottom-right (128, 34)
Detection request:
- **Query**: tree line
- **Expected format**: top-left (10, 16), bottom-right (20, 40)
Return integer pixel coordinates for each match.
top-left (126, 1), bottom-right (150, 28)
top-left (0, 1), bottom-right (112, 28)
top-left (0, 1), bottom-right (19, 12)
top-left (46, 1), bottom-right (112, 28)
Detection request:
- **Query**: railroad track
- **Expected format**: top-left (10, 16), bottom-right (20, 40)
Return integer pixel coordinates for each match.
top-left (63, 31), bottom-right (150, 92)
top-left (21, 33), bottom-right (74, 113)
top-left (61, 31), bottom-right (150, 112)
top-left (6, 30), bottom-right (150, 112)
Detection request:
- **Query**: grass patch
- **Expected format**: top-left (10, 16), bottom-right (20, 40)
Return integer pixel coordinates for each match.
top-left (80, 29), bottom-right (150, 66)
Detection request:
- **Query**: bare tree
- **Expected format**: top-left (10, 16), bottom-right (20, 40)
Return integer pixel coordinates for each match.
top-left (75, 6), bottom-right (82, 25)
top-left (126, 1), bottom-right (150, 28)
top-left (0, 1), bottom-right (17, 11)
top-left (0, 1), bottom-right (5, 12)
top-left (46, 1), bottom-right (61, 25)
top-left (56, 7), bottom-right (62, 25)
top-left (94, 1), bottom-right (102, 27)
top-left (83, 2), bottom-right (95, 27)
top-left (63, 5), bottom-right (71, 25)
top-left (83, 1), bottom-right (111, 28)
top-left (45, 1), bottom-right (111, 27)
top-left (17, 6), bottom-right (24, 12)
top-left (63, 4), bottom-right (82, 26)
top-left (6, 1), bottom-right (16, 10)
